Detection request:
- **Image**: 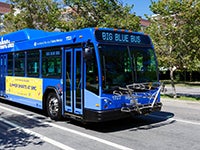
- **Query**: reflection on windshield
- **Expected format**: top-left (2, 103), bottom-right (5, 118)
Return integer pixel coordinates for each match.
top-left (99, 45), bottom-right (158, 92)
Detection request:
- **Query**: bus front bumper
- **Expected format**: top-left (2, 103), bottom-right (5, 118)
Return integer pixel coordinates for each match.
top-left (84, 102), bottom-right (162, 122)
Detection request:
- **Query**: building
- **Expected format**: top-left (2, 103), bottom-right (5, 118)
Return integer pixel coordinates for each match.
top-left (0, 2), bottom-right (11, 32)
top-left (140, 18), bottom-right (150, 27)
top-left (140, 18), bottom-right (150, 31)
top-left (0, 2), bottom-right (10, 14)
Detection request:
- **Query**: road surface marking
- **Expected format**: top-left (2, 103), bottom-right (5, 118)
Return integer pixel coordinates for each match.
top-left (173, 118), bottom-right (200, 126)
top-left (0, 117), bottom-right (75, 150)
top-left (149, 114), bottom-right (200, 126)
top-left (0, 105), bottom-right (133, 150)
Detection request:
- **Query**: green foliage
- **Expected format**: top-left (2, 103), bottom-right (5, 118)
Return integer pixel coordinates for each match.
top-left (3, 0), bottom-right (63, 33)
top-left (146, 0), bottom-right (200, 72)
top-left (63, 0), bottom-right (140, 31)
top-left (146, 0), bottom-right (200, 97)
top-left (1, 0), bottom-right (140, 34)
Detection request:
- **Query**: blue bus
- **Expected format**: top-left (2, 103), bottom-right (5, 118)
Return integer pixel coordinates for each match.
top-left (0, 28), bottom-right (162, 122)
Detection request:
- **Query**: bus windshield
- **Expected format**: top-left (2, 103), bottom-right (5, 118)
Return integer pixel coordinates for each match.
top-left (99, 45), bottom-right (158, 92)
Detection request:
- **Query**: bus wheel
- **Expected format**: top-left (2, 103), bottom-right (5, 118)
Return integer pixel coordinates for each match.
top-left (46, 93), bottom-right (62, 121)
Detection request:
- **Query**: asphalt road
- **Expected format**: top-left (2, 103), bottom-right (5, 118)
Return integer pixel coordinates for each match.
top-left (0, 98), bottom-right (200, 150)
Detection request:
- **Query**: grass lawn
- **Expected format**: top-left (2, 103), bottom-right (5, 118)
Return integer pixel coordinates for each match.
top-left (161, 94), bottom-right (200, 102)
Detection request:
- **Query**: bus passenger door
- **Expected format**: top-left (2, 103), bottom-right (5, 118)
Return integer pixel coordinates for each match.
top-left (0, 55), bottom-right (6, 94)
top-left (65, 48), bottom-right (84, 115)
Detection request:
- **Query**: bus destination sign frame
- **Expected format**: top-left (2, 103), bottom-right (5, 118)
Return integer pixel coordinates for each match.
top-left (95, 30), bottom-right (151, 45)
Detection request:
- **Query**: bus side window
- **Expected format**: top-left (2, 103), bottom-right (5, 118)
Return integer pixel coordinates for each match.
top-left (14, 52), bottom-right (25, 76)
top-left (7, 53), bottom-right (13, 76)
top-left (42, 49), bottom-right (62, 78)
top-left (27, 51), bottom-right (40, 77)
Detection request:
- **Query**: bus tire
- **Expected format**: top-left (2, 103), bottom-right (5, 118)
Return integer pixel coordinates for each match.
top-left (46, 92), bottom-right (62, 121)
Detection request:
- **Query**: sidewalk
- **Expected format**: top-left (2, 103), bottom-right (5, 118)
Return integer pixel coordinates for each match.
top-left (162, 84), bottom-right (200, 98)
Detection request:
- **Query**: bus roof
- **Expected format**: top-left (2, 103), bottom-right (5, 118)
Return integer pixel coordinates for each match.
top-left (0, 28), bottom-right (151, 53)
top-left (0, 28), bottom-right (59, 43)
top-left (0, 28), bottom-right (95, 52)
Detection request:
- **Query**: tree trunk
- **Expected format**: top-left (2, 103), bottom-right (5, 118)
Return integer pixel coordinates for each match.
top-left (169, 66), bottom-right (177, 98)
top-left (190, 72), bottom-right (192, 82)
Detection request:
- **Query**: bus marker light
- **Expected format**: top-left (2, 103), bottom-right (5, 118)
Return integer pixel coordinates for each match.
top-left (95, 104), bottom-right (100, 107)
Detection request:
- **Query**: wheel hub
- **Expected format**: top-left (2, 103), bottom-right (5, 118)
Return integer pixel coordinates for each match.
top-left (49, 97), bottom-right (59, 117)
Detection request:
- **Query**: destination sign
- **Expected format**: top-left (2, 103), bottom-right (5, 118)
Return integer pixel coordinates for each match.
top-left (95, 30), bottom-right (151, 45)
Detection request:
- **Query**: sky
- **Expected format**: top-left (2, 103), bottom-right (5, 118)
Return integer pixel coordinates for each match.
top-left (1, 0), bottom-right (157, 18)
top-left (122, 0), bottom-right (158, 18)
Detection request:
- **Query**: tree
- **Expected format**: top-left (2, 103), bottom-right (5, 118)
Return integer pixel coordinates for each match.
top-left (146, 0), bottom-right (200, 98)
top-left (3, 0), bottom-right (65, 33)
top-left (2, 0), bottom-right (140, 33)
top-left (63, 0), bottom-right (140, 31)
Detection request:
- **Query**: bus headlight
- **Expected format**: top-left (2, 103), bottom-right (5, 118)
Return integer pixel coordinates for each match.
top-left (103, 99), bottom-right (112, 109)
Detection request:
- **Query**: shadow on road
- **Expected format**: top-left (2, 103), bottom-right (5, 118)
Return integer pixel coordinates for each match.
top-left (71, 111), bottom-right (175, 133)
top-left (0, 126), bottom-right (44, 150)
top-left (0, 99), bottom-right (175, 138)
top-left (0, 100), bottom-right (50, 150)
top-left (0, 114), bottom-right (49, 150)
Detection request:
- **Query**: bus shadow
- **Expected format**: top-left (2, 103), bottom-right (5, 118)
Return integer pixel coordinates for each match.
top-left (82, 111), bottom-right (175, 133)
top-left (0, 99), bottom-right (175, 134)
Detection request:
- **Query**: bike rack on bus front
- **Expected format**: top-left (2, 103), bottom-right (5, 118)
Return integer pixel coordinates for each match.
top-left (113, 82), bottom-right (163, 114)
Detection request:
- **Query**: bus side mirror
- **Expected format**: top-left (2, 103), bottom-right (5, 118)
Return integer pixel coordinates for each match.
top-left (83, 47), bottom-right (93, 61)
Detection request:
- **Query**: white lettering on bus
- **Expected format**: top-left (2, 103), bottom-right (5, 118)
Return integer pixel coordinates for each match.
top-left (102, 32), bottom-right (113, 41)
top-left (115, 33), bottom-right (129, 43)
top-left (33, 38), bottom-right (63, 47)
top-left (130, 35), bottom-right (141, 44)
top-left (0, 37), bottom-right (14, 49)
top-left (100, 31), bottom-right (142, 44)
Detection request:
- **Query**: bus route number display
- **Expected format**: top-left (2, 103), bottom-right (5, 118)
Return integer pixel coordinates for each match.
top-left (95, 30), bottom-right (151, 45)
